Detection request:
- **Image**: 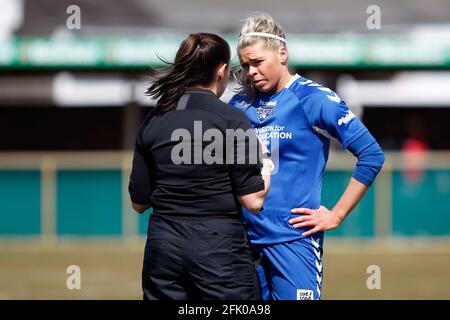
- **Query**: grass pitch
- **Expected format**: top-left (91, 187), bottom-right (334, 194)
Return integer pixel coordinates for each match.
top-left (1, 239), bottom-right (449, 300)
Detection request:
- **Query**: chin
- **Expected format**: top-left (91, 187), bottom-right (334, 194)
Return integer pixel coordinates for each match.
top-left (256, 83), bottom-right (274, 93)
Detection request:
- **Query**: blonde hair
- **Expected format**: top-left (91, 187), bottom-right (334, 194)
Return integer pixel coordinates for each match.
top-left (237, 14), bottom-right (286, 52)
top-left (234, 14), bottom-right (287, 100)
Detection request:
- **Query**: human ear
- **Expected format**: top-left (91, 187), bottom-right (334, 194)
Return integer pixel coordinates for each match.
top-left (216, 63), bottom-right (229, 97)
top-left (217, 63), bottom-right (228, 80)
top-left (278, 47), bottom-right (288, 64)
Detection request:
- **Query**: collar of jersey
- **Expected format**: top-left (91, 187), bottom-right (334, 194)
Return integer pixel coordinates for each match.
top-left (184, 87), bottom-right (216, 97)
top-left (284, 74), bottom-right (301, 89)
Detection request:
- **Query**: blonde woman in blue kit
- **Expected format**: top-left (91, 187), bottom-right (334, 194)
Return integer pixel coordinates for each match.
top-left (229, 14), bottom-right (385, 300)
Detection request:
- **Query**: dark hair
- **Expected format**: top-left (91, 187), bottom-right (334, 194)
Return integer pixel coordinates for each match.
top-left (146, 33), bottom-right (231, 111)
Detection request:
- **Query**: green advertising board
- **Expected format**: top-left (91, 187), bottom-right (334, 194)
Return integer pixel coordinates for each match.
top-left (1, 35), bottom-right (450, 69)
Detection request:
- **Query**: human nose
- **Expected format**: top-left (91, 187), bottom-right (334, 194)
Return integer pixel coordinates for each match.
top-left (247, 65), bottom-right (258, 78)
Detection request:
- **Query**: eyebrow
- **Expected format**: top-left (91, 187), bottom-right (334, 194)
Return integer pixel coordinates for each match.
top-left (247, 57), bottom-right (264, 61)
top-left (241, 57), bottom-right (264, 64)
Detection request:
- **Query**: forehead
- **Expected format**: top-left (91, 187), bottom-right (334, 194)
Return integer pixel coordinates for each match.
top-left (238, 40), bottom-right (273, 61)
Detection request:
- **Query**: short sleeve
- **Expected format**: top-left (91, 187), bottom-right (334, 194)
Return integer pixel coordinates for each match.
top-left (128, 129), bottom-right (153, 205)
top-left (226, 113), bottom-right (265, 196)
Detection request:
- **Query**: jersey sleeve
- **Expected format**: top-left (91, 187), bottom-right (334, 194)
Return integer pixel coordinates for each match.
top-left (303, 91), bottom-right (367, 148)
top-left (346, 131), bottom-right (385, 186)
top-left (128, 121), bottom-right (153, 205)
top-left (303, 90), bottom-right (384, 186)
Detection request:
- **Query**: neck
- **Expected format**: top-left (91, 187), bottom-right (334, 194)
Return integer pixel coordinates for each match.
top-left (274, 69), bottom-right (294, 93)
top-left (193, 83), bottom-right (217, 96)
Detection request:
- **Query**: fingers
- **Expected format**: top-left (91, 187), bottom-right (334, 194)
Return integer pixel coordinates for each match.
top-left (289, 205), bottom-right (332, 236)
top-left (257, 136), bottom-right (270, 155)
top-left (291, 207), bottom-right (315, 215)
top-left (261, 158), bottom-right (275, 175)
top-left (302, 227), bottom-right (321, 237)
top-left (288, 215), bottom-right (312, 225)
top-left (291, 220), bottom-right (315, 229)
top-left (289, 215), bottom-right (322, 235)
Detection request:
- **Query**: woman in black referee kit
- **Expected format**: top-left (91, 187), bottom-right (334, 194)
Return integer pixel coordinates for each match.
top-left (129, 33), bottom-right (272, 300)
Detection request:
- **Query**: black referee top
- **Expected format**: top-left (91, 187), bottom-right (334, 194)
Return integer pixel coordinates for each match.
top-left (129, 87), bottom-right (265, 219)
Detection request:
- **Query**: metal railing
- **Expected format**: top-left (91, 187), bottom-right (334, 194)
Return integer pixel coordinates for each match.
top-left (0, 151), bottom-right (449, 243)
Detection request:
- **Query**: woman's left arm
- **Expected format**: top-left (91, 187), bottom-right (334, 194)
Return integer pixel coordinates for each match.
top-left (289, 130), bottom-right (385, 236)
top-left (289, 178), bottom-right (367, 236)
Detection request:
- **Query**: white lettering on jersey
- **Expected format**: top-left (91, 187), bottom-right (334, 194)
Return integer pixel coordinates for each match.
top-left (259, 100), bottom-right (277, 107)
top-left (297, 289), bottom-right (314, 300)
top-left (257, 101), bottom-right (277, 122)
top-left (338, 111), bottom-right (356, 126)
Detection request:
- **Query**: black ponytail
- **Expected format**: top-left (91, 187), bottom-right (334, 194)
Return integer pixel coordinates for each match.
top-left (146, 33), bottom-right (231, 112)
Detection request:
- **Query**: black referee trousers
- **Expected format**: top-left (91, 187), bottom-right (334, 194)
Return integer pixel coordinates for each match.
top-left (142, 214), bottom-right (260, 300)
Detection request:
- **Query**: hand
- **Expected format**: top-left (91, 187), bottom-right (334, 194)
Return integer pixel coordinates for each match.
top-left (257, 137), bottom-right (274, 175)
top-left (257, 136), bottom-right (270, 156)
top-left (261, 157), bottom-right (275, 175)
top-left (288, 206), bottom-right (342, 237)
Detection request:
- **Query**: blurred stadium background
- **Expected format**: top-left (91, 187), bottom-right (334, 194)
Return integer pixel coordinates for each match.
top-left (0, 0), bottom-right (449, 299)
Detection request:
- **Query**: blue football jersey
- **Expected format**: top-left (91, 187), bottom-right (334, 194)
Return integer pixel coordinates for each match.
top-left (229, 74), bottom-right (368, 245)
